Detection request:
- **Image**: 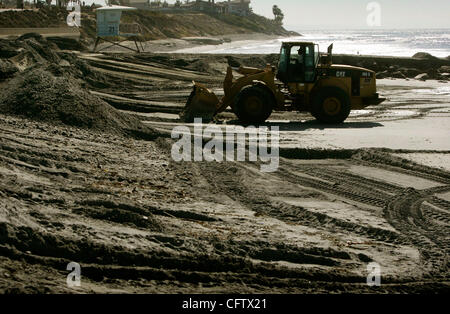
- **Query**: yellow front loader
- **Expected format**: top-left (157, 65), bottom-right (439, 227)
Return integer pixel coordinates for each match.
top-left (181, 42), bottom-right (385, 124)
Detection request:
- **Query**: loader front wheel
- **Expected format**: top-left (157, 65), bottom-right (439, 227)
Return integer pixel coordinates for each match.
top-left (234, 85), bottom-right (274, 124)
top-left (312, 87), bottom-right (351, 124)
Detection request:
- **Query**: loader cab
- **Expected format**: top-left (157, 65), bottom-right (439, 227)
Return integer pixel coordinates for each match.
top-left (277, 42), bottom-right (320, 84)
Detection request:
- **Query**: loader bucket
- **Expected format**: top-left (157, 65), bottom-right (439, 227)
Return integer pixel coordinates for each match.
top-left (180, 83), bottom-right (220, 123)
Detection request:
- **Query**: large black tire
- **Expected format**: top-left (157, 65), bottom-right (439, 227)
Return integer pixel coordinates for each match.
top-left (311, 87), bottom-right (351, 124)
top-left (234, 85), bottom-right (274, 124)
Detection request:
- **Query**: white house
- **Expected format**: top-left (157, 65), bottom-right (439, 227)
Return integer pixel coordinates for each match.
top-left (119, 0), bottom-right (148, 10)
top-left (119, 0), bottom-right (252, 16)
top-left (220, 0), bottom-right (251, 16)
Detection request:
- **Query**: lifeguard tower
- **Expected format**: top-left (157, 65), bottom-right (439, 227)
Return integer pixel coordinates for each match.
top-left (93, 5), bottom-right (145, 53)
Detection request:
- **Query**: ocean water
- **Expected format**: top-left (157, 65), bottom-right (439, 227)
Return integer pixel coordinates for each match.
top-left (175, 29), bottom-right (450, 58)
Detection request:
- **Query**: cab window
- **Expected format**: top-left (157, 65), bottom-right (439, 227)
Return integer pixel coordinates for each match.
top-left (278, 47), bottom-right (288, 73)
top-left (304, 46), bottom-right (314, 67)
top-left (304, 45), bottom-right (316, 82)
top-left (314, 44), bottom-right (319, 66)
top-left (290, 46), bottom-right (303, 64)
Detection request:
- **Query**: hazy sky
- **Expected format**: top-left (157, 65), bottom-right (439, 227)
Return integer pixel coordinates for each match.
top-left (84, 0), bottom-right (450, 30)
top-left (252, 0), bottom-right (450, 30)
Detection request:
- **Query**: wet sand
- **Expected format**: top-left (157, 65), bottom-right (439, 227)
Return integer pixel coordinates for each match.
top-left (90, 33), bottom-right (284, 54)
top-left (0, 45), bottom-right (449, 293)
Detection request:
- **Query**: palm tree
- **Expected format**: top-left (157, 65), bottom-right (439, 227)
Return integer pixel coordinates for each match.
top-left (272, 5), bottom-right (284, 25)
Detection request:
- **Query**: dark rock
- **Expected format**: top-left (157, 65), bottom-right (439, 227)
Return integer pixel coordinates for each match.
top-left (427, 68), bottom-right (439, 79)
top-left (0, 59), bottom-right (18, 80)
top-left (437, 73), bottom-right (450, 81)
top-left (17, 32), bottom-right (44, 41)
top-left (412, 52), bottom-right (438, 60)
top-left (391, 71), bottom-right (407, 79)
top-left (398, 67), bottom-right (421, 78)
top-left (0, 40), bottom-right (20, 58)
top-left (415, 73), bottom-right (429, 81)
top-left (376, 70), bottom-right (389, 79)
top-left (226, 56), bottom-right (241, 68)
top-left (46, 37), bottom-right (87, 51)
top-left (359, 60), bottom-right (380, 71)
top-left (438, 65), bottom-right (450, 73)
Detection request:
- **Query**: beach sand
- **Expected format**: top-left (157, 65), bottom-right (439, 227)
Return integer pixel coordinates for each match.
top-left (0, 36), bottom-right (449, 293)
top-left (90, 33), bottom-right (285, 54)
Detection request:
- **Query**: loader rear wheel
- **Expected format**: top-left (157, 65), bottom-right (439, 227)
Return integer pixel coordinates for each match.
top-left (234, 85), bottom-right (274, 124)
top-left (312, 87), bottom-right (351, 124)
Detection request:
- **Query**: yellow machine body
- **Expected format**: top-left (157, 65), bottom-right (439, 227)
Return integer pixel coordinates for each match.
top-left (182, 41), bottom-right (385, 124)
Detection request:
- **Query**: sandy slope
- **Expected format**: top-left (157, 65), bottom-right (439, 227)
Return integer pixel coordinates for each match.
top-left (0, 50), bottom-right (449, 293)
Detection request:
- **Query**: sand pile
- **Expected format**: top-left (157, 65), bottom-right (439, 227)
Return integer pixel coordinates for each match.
top-left (0, 8), bottom-right (67, 28)
top-left (0, 33), bottom-right (63, 75)
top-left (224, 55), bottom-right (278, 69)
top-left (412, 52), bottom-right (439, 60)
top-left (0, 35), bottom-right (158, 139)
top-left (0, 59), bottom-right (17, 80)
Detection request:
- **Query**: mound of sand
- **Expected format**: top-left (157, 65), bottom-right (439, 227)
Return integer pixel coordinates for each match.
top-left (1, 34), bottom-right (110, 89)
top-left (0, 35), bottom-right (158, 139)
top-left (0, 64), bottom-right (156, 138)
top-left (185, 59), bottom-right (216, 74)
top-left (46, 37), bottom-right (87, 51)
top-left (0, 59), bottom-right (17, 80)
top-left (0, 33), bottom-right (61, 69)
top-left (412, 52), bottom-right (439, 60)
top-left (0, 8), bottom-right (67, 28)
top-left (224, 55), bottom-right (279, 69)
top-left (0, 39), bottom-right (21, 58)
